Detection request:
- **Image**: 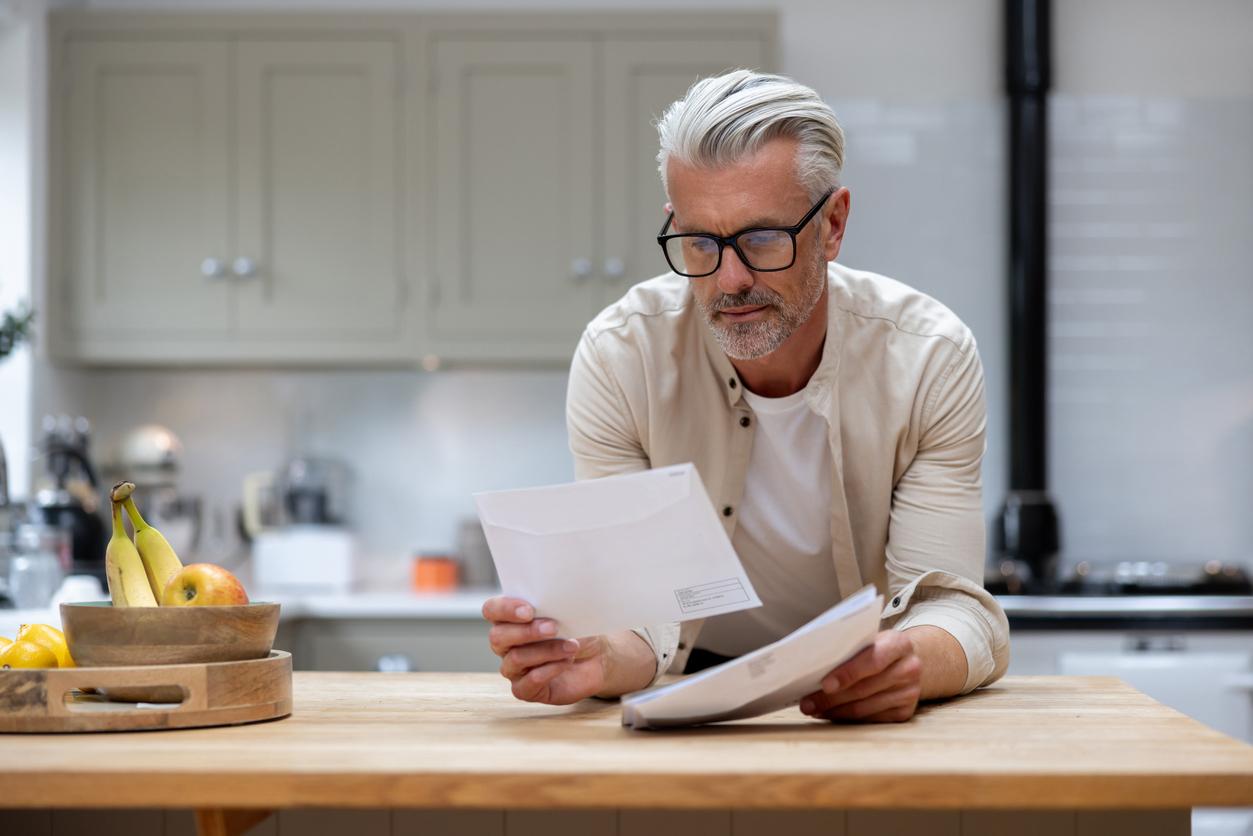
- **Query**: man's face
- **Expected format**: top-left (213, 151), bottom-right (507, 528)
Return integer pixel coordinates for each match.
top-left (665, 137), bottom-right (835, 361)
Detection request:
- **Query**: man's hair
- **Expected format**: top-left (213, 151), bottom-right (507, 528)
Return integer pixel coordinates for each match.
top-left (656, 69), bottom-right (845, 202)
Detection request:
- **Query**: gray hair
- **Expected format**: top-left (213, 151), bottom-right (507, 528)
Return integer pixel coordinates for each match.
top-left (656, 70), bottom-right (845, 202)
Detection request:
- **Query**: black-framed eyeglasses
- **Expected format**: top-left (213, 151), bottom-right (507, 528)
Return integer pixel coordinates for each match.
top-left (657, 189), bottom-right (834, 278)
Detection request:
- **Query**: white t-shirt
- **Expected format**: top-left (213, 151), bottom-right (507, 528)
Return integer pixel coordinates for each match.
top-left (695, 385), bottom-right (841, 657)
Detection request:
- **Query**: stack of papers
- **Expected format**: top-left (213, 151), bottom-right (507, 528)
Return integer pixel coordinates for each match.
top-left (474, 464), bottom-right (763, 639)
top-left (622, 585), bottom-right (883, 730)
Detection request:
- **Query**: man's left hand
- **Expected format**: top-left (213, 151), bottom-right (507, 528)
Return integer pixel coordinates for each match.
top-left (799, 629), bottom-right (922, 723)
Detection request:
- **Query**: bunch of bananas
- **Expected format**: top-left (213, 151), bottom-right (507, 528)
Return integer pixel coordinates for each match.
top-left (105, 481), bottom-right (184, 607)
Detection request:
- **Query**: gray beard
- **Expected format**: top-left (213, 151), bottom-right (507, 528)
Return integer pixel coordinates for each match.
top-left (697, 255), bottom-right (827, 361)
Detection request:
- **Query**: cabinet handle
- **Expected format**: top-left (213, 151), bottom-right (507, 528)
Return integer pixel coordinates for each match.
top-left (232, 257), bottom-right (258, 278)
top-left (603, 257), bottom-right (626, 280)
top-left (200, 257), bottom-right (228, 279)
top-left (376, 654), bottom-right (414, 673)
top-left (570, 257), bottom-right (593, 283)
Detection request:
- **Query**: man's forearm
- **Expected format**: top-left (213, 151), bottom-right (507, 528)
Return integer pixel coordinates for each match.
top-left (595, 630), bottom-right (658, 697)
top-left (903, 625), bottom-right (968, 700)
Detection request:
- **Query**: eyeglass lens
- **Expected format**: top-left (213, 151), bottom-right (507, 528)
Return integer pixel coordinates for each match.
top-left (664, 229), bottom-right (794, 276)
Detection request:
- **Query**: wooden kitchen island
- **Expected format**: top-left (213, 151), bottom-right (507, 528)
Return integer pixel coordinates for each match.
top-left (2, 674), bottom-right (1251, 836)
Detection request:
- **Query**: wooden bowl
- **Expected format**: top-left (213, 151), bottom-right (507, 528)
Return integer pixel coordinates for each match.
top-left (61, 601), bottom-right (280, 668)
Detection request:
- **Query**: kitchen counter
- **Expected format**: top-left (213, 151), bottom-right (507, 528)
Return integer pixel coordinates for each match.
top-left (8, 591), bottom-right (1253, 640)
top-left (0, 590), bottom-right (496, 637)
top-left (1, 674), bottom-right (1251, 836)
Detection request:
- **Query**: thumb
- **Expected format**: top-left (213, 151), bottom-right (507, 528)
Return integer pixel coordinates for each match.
top-left (571, 635), bottom-right (607, 661)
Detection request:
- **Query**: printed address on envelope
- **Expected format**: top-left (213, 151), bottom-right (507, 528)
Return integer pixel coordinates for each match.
top-left (675, 578), bottom-right (751, 615)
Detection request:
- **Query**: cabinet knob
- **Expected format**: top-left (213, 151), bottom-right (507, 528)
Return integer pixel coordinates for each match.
top-left (570, 257), bottom-right (593, 282)
top-left (232, 257), bottom-right (258, 278)
top-left (603, 257), bottom-right (625, 280)
top-left (200, 257), bottom-right (227, 279)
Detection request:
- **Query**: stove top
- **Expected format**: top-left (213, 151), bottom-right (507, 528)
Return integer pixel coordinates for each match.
top-left (985, 559), bottom-right (1253, 597)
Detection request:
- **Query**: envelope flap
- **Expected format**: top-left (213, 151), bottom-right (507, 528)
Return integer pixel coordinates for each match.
top-left (474, 463), bottom-right (696, 536)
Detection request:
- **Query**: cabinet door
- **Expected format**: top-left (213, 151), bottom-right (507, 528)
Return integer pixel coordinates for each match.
top-left (234, 40), bottom-right (404, 340)
top-left (429, 38), bottom-right (597, 359)
top-left (601, 38), bottom-right (769, 303)
top-left (63, 40), bottom-right (232, 342)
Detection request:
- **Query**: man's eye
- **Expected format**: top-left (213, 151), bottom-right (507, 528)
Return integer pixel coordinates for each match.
top-left (684, 237), bottom-right (719, 255)
top-left (742, 230), bottom-right (788, 249)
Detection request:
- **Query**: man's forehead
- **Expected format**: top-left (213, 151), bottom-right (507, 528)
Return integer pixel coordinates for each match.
top-left (665, 140), bottom-right (811, 231)
top-left (669, 182), bottom-right (810, 233)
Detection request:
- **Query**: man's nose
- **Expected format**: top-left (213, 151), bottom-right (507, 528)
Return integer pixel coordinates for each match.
top-left (715, 246), bottom-right (755, 296)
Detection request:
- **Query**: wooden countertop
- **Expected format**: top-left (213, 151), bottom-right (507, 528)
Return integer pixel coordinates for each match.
top-left (4, 674), bottom-right (1252, 811)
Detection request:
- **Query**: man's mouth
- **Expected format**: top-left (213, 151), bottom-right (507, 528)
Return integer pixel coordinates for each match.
top-left (718, 304), bottom-right (769, 322)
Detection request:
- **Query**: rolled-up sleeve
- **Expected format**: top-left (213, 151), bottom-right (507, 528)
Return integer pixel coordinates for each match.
top-left (567, 331), bottom-right (678, 685)
top-left (880, 336), bottom-right (1010, 693)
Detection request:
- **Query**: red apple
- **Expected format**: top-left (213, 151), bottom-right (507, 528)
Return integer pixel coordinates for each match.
top-left (162, 563), bottom-right (250, 606)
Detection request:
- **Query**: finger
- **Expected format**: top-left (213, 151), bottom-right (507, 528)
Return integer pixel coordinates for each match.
top-left (859, 704), bottom-right (918, 723)
top-left (511, 659), bottom-right (569, 703)
top-left (820, 634), bottom-right (910, 693)
top-left (481, 596), bottom-right (536, 624)
top-left (500, 639), bottom-right (580, 680)
top-left (819, 683), bottom-right (920, 722)
top-left (814, 655), bottom-right (921, 712)
top-left (488, 620), bottom-right (560, 656)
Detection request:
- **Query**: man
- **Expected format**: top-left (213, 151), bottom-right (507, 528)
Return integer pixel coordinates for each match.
top-left (482, 70), bottom-right (1009, 722)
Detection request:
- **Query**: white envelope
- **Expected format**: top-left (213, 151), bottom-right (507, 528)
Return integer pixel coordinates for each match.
top-left (473, 463), bottom-right (762, 638)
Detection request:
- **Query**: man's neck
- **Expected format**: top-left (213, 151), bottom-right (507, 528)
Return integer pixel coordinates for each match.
top-left (729, 287), bottom-right (829, 398)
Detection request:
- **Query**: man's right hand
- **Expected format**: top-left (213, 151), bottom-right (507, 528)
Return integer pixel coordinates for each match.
top-left (481, 596), bottom-right (656, 705)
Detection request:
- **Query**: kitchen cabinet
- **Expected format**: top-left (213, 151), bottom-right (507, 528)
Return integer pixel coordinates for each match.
top-left (1008, 627), bottom-right (1253, 836)
top-left (289, 617), bottom-right (498, 673)
top-left (423, 27), bottom-right (772, 362)
top-left (50, 12), bottom-right (774, 366)
top-left (52, 23), bottom-right (408, 364)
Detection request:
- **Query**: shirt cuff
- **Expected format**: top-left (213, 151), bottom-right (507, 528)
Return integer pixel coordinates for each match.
top-left (885, 575), bottom-right (1010, 694)
top-left (629, 622), bottom-right (681, 687)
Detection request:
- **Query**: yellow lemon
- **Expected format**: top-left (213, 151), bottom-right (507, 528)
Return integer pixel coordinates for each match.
top-left (16, 623), bottom-right (75, 668)
top-left (0, 640), bottom-right (58, 670)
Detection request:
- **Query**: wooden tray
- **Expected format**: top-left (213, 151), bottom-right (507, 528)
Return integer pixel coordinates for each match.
top-left (0, 650), bottom-right (292, 733)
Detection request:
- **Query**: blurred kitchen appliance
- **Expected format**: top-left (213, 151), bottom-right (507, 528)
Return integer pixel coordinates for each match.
top-left (6, 523), bottom-right (67, 609)
top-left (242, 456), bottom-right (351, 534)
top-left (108, 424), bottom-right (202, 561)
top-left (243, 456), bottom-right (355, 594)
top-left (455, 517), bottom-right (498, 589)
top-left (29, 415), bottom-right (107, 584)
top-left (987, 558), bottom-right (1253, 597)
top-left (252, 525), bottom-right (355, 594)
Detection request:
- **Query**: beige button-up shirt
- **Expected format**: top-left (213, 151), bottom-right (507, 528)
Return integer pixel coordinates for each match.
top-left (566, 262), bottom-right (1010, 694)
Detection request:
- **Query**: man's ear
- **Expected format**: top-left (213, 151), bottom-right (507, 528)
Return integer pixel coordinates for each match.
top-left (823, 187), bottom-right (851, 262)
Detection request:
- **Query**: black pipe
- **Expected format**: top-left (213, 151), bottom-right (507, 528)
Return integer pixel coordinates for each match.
top-left (999, 0), bottom-right (1059, 580)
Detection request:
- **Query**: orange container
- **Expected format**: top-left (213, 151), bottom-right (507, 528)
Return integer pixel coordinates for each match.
top-left (412, 555), bottom-right (459, 592)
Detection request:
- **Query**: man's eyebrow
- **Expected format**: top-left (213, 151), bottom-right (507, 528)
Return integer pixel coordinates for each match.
top-left (673, 214), bottom-right (790, 234)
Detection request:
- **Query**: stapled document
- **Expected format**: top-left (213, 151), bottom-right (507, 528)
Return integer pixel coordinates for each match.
top-left (621, 585), bottom-right (883, 729)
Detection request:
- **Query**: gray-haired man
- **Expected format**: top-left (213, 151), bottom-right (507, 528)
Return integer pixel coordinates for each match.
top-left (482, 71), bottom-right (1010, 723)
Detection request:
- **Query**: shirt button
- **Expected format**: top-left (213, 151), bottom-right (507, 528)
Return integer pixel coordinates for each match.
top-left (739, 416), bottom-right (751, 428)
top-left (722, 506), bottom-right (733, 517)
top-left (728, 378), bottom-right (737, 389)
top-left (893, 596), bottom-right (901, 607)
top-left (678, 642), bottom-right (687, 650)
